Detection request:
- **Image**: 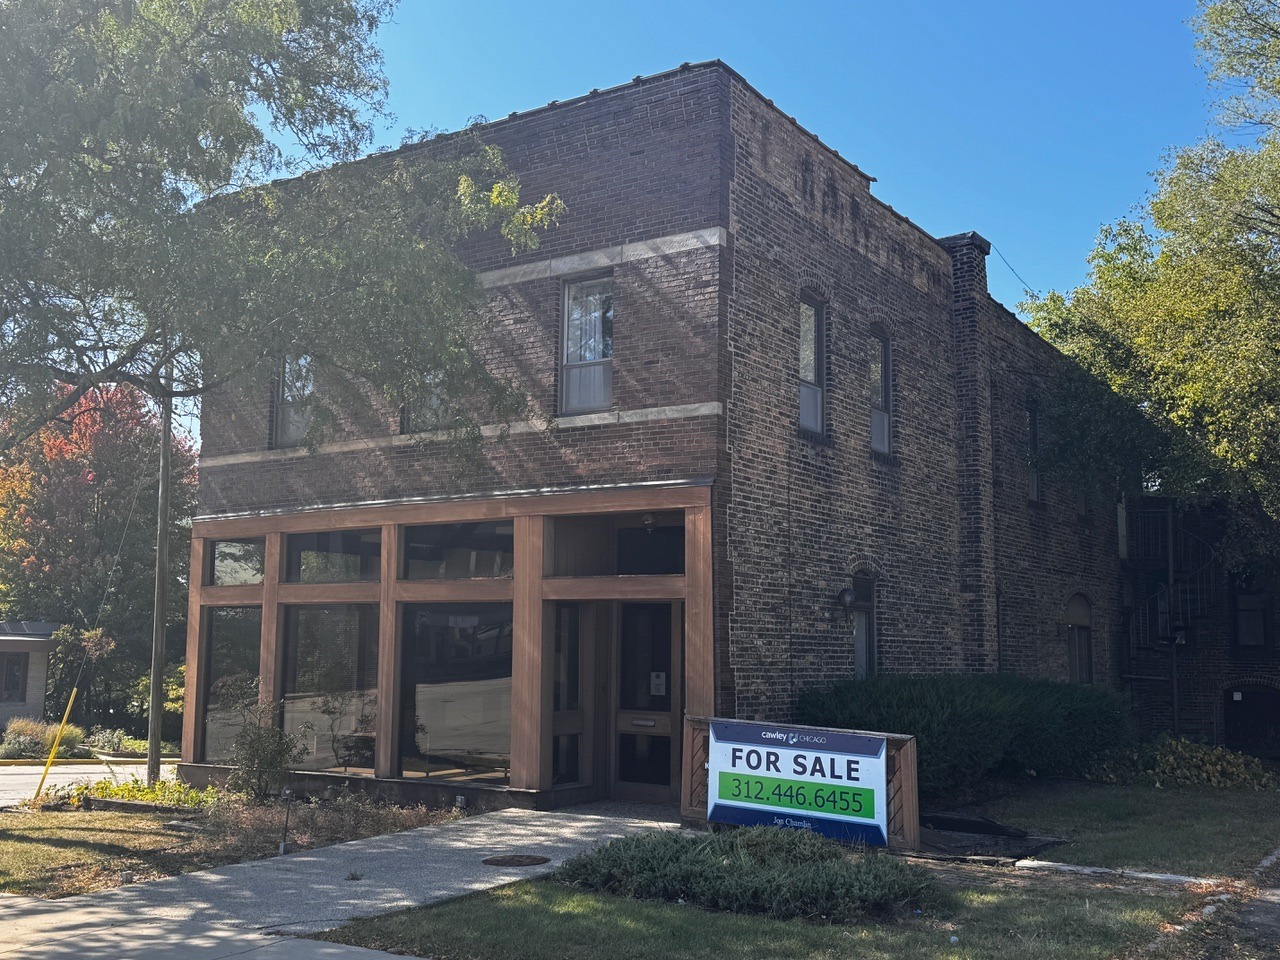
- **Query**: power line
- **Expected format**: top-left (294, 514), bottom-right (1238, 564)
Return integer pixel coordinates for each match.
top-left (990, 241), bottom-right (1039, 298)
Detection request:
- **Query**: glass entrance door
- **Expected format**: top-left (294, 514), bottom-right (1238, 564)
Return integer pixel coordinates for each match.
top-left (613, 602), bottom-right (681, 802)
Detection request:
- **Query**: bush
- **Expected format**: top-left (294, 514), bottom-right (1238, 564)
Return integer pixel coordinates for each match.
top-left (225, 700), bottom-right (310, 800)
top-left (1089, 737), bottom-right (1277, 790)
top-left (84, 727), bottom-right (178, 755)
top-left (1, 717), bottom-right (86, 758)
top-left (87, 775), bottom-right (220, 808)
top-left (557, 828), bottom-right (932, 924)
top-left (0, 734), bottom-right (43, 759)
top-left (799, 674), bottom-right (1133, 800)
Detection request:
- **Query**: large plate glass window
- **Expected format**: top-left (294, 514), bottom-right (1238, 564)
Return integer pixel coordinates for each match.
top-left (280, 604), bottom-right (379, 774)
top-left (399, 603), bottom-right (513, 784)
top-left (202, 606), bottom-right (262, 762)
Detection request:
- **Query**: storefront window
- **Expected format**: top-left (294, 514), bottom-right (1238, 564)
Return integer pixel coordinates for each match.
top-left (281, 605), bottom-right (379, 774)
top-left (208, 539), bottom-right (265, 586)
top-left (284, 530), bottom-right (380, 583)
top-left (203, 607), bottom-right (262, 763)
top-left (400, 603), bottom-right (512, 784)
top-left (402, 522), bottom-right (514, 580)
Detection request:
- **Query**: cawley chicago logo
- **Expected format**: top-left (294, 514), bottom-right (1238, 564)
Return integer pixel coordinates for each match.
top-left (760, 730), bottom-right (825, 746)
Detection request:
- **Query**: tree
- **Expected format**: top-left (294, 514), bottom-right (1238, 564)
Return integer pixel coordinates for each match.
top-left (0, 385), bottom-right (197, 727)
top-left (1025, 0), bottom-right (1280, 550)
top-left (0, 0), bottom-right (562, 454)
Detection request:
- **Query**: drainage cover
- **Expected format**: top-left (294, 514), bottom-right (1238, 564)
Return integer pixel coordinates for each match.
top-left (482, 854), bottom-right (551, 867)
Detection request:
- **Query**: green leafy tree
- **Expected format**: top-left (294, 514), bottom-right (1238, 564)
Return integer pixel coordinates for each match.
top-left (1025, 0), bottom-right (1280, 554)
top-left (0, 0), bottom-right (562, 453)
top-left (0, 385), bottom-right (197, 726)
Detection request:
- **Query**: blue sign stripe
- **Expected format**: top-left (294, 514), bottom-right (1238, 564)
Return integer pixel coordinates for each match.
top-left (710, 719), bottom-right (885, 758)
top-left (709, 803), bottom-right (888, 846)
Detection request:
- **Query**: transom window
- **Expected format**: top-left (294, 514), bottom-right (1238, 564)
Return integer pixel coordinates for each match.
top-left (561, 277), bottom-right (614, 414)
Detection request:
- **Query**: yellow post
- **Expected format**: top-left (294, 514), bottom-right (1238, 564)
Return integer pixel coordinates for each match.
top-left (32, 687), bottom-right (78, 805)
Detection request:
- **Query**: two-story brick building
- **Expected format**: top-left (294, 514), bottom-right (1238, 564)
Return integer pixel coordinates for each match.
top-left (180, 61), bottom-right (1152, 810)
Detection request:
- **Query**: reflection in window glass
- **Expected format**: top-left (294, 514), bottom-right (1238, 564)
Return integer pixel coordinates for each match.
top-left (554, 604), bottom-right (580, 713)
top-left (275, 355), bottom-right (315, 448)
top-left (799, 301), bottom-right (818, 385)
top-left (402, 522), bottom-right (514, 580)
top-left (284, 530), bottom-right (380, 583)
top-left (281, 605), bottom-right (379, 774)
top-left (564, 278), bottom-right (614, 365)
top-left (203, 607), bottom-right (262, 763)
top-left (552, 733), bottom-right (580, 786)
top-left (0, 653), bottom-right (28, 702)
top-left (870, 337), bottom-right (887, 410)
top-left (400, 604), bottom-right (512, 784)
top-left (209, 539), bottom-right (265, 586)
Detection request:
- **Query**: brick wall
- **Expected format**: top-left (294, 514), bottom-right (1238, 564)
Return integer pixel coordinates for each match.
top-left (719, 69), bottom-right (1123, 721)
top-left (198, 62), bottom-right (1147, 736)
top-left (198, 68), bottom-right (730, 510)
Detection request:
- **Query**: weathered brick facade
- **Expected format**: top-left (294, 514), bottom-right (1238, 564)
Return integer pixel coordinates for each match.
top-left (198, 61), bottom-right (1152, 736)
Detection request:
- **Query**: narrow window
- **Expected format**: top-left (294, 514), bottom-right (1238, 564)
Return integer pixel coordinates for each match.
top-left (1027, 404), bottom-right (1042, 502)
top-left (798, 298), bottom-right (824, 433)
top-left (0, 652), bottom-right (28, 702)
top-left (1233, 575), bottom-right (1269, 648)
top-left (561, 277), bottom-right (614, 414)
top-left (1066, 593), bottom-right (1092, 683)
top-left (870, 328), bottom-right (890, 453)
top-left (845, 575), bottom-right (876, 678)
top-left (274, 355), bottom-right (314, 448)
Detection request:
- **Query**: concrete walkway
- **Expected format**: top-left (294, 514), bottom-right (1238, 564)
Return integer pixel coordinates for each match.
top-left (0, 803), bottom-right (676, 959)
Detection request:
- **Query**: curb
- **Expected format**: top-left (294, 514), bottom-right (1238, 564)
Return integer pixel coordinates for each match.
top-left (0, 758), bottom-right (148, 767)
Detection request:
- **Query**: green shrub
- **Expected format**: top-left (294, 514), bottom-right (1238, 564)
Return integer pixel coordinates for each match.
top-left (88, 775), bottom-right (220, 808)
top-left (0, 734), bottom-right (43, 759)
top-left (1, 717), bottom-right (86, 757)
top-left (799, 674), bottom-right (1133, 800)
top-left (1089, 737), bottom-right (1277, 790)
top-left (225, 700), bottom-right (310, 800)
top-left (557, 828), bottom-right (932, 923)
top-left (84, 727), bottom-right (178, 755)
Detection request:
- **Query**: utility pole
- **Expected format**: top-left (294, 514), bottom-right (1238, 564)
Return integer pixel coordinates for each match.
top-left (146, 363), bottom-right (173, 786)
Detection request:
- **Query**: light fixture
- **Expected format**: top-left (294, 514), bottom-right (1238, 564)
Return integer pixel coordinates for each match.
top-left (641, 513), bottom-right (656, 534)
top-left (836, 588), bottom-right (857, 618)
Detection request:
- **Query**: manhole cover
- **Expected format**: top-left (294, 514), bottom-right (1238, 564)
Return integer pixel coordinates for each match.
top-left (482, 854), bottom-right (551, 867)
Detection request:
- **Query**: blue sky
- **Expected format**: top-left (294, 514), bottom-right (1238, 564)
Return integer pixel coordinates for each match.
top-left (370, 1), bottom-right (1213, 312)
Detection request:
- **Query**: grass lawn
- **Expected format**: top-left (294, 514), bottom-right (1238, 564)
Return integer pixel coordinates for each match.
top-left (317, 872), bottom-right (1195, 960)
top-left (0, 798), bottom-right (453, 897)
top-left (0, 811), bottom-right (188, 895)
top-left (968, 780), bottom-right (1280, 877)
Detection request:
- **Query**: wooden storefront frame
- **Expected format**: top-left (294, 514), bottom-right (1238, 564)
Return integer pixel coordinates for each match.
top-left (183, 485), bottom-right (715, 804)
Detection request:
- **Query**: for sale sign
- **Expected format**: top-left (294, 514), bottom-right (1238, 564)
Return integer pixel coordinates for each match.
top-left (707, 719), bottom-right (889, 846)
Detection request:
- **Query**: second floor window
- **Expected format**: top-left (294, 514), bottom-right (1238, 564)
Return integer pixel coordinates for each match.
top-left (870, 329), bottom-right (890, 453)
top-left (561, 277), bottom-right (613, 414)
top-left (798, 298), bottom-right (824, 433)
top-left (274, 355), bottom-right (314, 448)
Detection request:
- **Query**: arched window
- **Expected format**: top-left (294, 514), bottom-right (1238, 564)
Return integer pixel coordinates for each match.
top-left (1066, 594), bottom-right (1092, 684)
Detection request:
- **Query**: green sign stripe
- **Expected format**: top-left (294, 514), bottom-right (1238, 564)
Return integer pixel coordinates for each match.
top-left (716, 772), bottom-right (876, 820)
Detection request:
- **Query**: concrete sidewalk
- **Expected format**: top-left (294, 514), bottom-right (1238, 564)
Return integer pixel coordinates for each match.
top-left (0, 762), bottom-right (177, 807)
top-left (0, 803), bottom-right (675, 959)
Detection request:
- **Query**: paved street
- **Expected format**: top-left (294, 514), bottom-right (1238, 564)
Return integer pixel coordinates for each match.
top-left (0, 762), bottom-right (176, 807)
top-left (0, 803), bottom-right (674, 959)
